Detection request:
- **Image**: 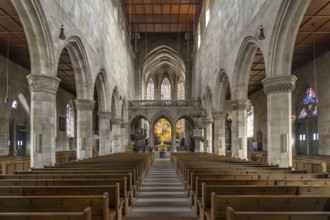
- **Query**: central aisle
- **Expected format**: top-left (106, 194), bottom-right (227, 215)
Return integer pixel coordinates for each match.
top-left (125, 158), bottom-right (198, 220)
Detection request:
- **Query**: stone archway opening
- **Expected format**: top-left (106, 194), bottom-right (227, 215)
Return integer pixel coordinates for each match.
top-left (154, 118), bottom-right (172, 155)
top-left (176, 117), bottom-right (194, 152)
top-left (130, 116), bottom-right (150, 153)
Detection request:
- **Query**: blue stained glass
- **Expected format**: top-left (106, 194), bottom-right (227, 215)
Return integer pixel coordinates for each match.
top-left (299, 87), bottom-right (318, 118)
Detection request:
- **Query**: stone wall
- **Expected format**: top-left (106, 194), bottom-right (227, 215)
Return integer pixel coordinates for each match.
top-left (0, 54), bottom-right (30, 155)
top-left (192, 0), bottom-right (283, 104)
top-left (249, 90), bottom-right (267, 151)
top-left (292, 51), bottom-right (330, 155)
top-left (39, 0), bottom-right (135, 101)
top-left (55, 88), bottom-right (76, 151)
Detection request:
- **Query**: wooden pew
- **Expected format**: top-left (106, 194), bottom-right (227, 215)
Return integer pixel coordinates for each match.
top-left (0, 192), bottom-right (115, 220)
top-left (0, 184), bottom-right (121, 219)
top-left (0, 173), bottom-right (134, 206)
top-left (198, 184), bottom-right (299, 220)
top-left (207, 194), bottom-right (330, 220)
top-left (0, 207), bottom-right (92, 220)
top-left (0, 178), bottom-right (129, 215)
top-left (226, 207), bottom-right (330, 220)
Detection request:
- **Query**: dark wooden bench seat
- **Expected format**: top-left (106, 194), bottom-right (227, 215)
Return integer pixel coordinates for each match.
top-left (0, 184), bottom-right (122, 219)
top-left (207, 194), bottom-right (330, 220)
top-left (226, 207), bottom-right (330, 220)
top-left (0, 207), bottom-right (91, 220)
top-left (0, 173), bottom-right (134, 206)
top-left (0, 192), bottom-right (115, 220)
top-left (0, 178), bottom-right (129, 215)
top-left (198, 184), bottom-right (300, 219)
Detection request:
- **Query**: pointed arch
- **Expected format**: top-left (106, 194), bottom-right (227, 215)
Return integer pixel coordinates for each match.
top-left (215, 69), bottom-right (231, 112)
top-left (204, 86), bottom-right (214, 118)
top-left (94, 69), bottom-right (111, 112)
top-left (111, 86), bottom-right (120, 119)
top-left (11, 0), bottom-right (55, 76)
top-left (64, 36), bottom-right (92, 100)
top-left (267, 1), bottom-right (311, 77)
top-left (232, 37), bottom-right (263, 100)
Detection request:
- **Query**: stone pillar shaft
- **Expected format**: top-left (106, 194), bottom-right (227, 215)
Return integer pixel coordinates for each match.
top-left (75, 99), bottom-right (95, 160)
top-left (213, 111), bottom-right (226, 155)
top-left (171, 123), bottom-right (176, 152)
top-left (121, 122), bottom-right (129, 152)
top-left (262, 75), bottom-right (297, 167)
top-left (203, 118), bottom-right (213, 153)
top-left (231, 100), bottom-right (250, 159)
top-left (112, 118), bottom-right (122, 153)
top-left (27, 74), bottom-right (60, 168)
top-left (98, 112), bottom-right (111, 156)
top-left (149, 124), bottom-right (155, 150)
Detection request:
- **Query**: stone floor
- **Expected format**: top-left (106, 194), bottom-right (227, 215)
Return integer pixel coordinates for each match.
top-left (124, 158), bottom-right (198, 220)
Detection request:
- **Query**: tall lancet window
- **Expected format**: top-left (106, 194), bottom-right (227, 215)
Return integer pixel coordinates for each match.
top-left (247, 106), bottom-right (254, 138)
top-left (178, 80), bottom-right (185, 100)
top-left (66, 104), bottom-right (74, 137)
top-left (161, 77), bottom-right (171, 100)
top-left (146, 79), bottom-right (154, 100)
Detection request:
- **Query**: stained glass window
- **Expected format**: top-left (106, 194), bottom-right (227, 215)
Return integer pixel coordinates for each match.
top-left (146, 79), bottom-right (154, 100)
top-left (299, 87), bottom-right (318, 119)
top-left (161, 77), bottom-right (171, 100)
top-left (178, 80), bottom-right (185, 100)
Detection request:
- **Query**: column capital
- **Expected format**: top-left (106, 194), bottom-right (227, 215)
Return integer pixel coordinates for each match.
top-left (111, 118), bottom-right (122, 125)
top-left (262, 75), bottom-right (297, 95)
top-left (74, 99), bottom-right (95, 111)
top-left (231, 100), bottom-right (250, 111)
top-left (121, 122), bottom-right (129, 128)
top-left (27, 74), bottom-right (61, 95)
top-left (98, 111), bottom-right (112, 120)
top-left (202, 118), bottom-right (213, 125)
top-left (212, 111), bottom-right (226, 120)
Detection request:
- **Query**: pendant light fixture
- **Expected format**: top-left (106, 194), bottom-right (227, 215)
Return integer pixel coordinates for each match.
top-left (312, 24), bottom-right (318, 98)
top-left (4, 34), bottom-right (9, 103)
top-left (59, 0), bottom-right (66, 40)
top-left (258, 0), bottom-right (265, 40)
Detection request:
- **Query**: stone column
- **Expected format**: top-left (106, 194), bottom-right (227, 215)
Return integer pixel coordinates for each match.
top-left (203, 118), bottom-right (213, 153)
top-left (231, 100), bottom-right (250, 159)
top-left (171, 122), bottom-right (176, 152)
top-left (149, 123), bottom-right (155, 149)
top-left (27, 75), bottom-right (60, 168)
top-left (121, 122), bottom-right (129, 152)
top-left (98, 111), bottom-right (111, 156)
top-left (111, 118), bottom-right (122, 153)
top-left (262, 75), bottom-right (296, 167)
top-left (213, 111), bottom-right (226, 155)
top-left (75, 99), bottom-right (95, 159)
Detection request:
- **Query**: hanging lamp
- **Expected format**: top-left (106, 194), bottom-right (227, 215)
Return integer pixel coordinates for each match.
top-left (59, 0), bottom-right (66, 40)
top-left (4, 34), bottom-right (9, 103)
top-left (258, 0), bottom-right (265, 40)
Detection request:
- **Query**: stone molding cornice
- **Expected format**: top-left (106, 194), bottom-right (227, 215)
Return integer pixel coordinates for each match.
top-left (212, 111), bottom-right (226, 120)
top-left (231, 100), bottom-right (251, 111)
top-left (202, 118), bottom-right (213, 125)
top-left (111, 118), bottom-right (122, 125)
top-left (98, 112), bottom-right (112, 120)
top-left (74, 99), bottom-right (95, 111)
top-left (121, 122), bottom-right (129, 128)
top-left (27, 75), bottom-right (61, 95)
top-left (262, 75), bottom-right (297, 95)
